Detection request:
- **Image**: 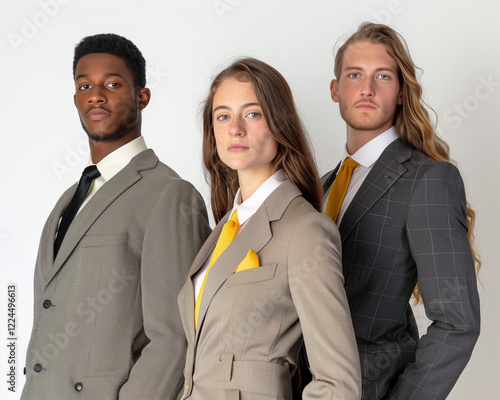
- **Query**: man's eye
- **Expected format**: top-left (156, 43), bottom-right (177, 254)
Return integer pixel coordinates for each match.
top-left (348, 73), bottom-right (359, 79)
top-left (78, 84), bottom-right (91, 90)
top-left (107, 82), bottom-right (120, 88)
top-left (378, 74), bottom-right (390, 80)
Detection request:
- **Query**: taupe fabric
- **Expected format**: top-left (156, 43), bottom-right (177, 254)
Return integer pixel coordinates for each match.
top-left (178, 181), bottom-right (362, 400)
top-left (22, 149), bottom-right (211, 400)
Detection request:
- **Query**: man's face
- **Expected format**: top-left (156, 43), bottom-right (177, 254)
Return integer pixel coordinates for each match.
top-left (74, 53), bottom-right (148, 142)
top-left (331, 42), bottom-right (403, 137)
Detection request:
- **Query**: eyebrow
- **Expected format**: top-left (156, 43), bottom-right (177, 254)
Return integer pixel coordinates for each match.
top-left (75, 72), bottom-right (125, 80)
top-left (213, 102), bottom-right (261, 113)
top-left (344, 66), bottom-right (398, 73)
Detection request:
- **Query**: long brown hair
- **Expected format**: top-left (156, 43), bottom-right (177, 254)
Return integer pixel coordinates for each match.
top-left (334, 23), bottom-right (481, 301)
top-left (203, 57), bottom-right (322, 223)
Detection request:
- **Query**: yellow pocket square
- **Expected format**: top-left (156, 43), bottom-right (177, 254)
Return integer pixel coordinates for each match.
top-left (235, 250), bottom-right (260, 272)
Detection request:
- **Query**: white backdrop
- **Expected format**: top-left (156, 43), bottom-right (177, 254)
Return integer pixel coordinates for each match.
top-left (1, 0), bottom-right (499, 398)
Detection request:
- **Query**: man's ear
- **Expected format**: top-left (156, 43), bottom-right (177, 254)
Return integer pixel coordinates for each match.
top-left (137, 88), bottom-right (151, 110)
top-left (397, 90), bottom-right (403, 106)
top-left (330, 79), bottom-right (340, 103)
top-left (74, 94), bottom-right (77, 107)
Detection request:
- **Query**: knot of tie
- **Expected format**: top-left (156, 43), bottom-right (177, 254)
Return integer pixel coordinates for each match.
top-left (341, 157), bottom-right (359, 170)
top-left (82, 165), bottom-right (101, 180)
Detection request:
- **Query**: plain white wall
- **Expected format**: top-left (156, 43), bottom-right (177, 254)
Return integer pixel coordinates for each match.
top-left (1, 0), bottom-right (498, 398)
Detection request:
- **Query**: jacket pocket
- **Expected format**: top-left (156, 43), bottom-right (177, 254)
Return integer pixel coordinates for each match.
top-left (80, 233), bottom-right (128, 248)
top-left (227, 264), bottom-right (277, 287)
top-left (79, 375), bottom-right (128, 400)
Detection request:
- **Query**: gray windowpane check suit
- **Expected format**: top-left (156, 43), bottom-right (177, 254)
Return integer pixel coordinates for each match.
top-left (320, 138), bottom-right (480, 399)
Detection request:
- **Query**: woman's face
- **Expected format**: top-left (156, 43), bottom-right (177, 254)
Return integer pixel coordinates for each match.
top-left (212, 77), bottom-right (278, 183)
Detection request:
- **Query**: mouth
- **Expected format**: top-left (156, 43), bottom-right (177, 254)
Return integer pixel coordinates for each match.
top-left (87, 107), bottom-right (111, 121)
top-left (227, 143), bottom-right (249, 152)
top-left (355, 101), bottom-right (377, 110)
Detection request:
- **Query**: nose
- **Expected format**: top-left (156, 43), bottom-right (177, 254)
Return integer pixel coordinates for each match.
top-left (88, 87), bottom-right (106, 104)
top-left (360, 78), bottom-right (374, 98)
top-left (228, 116), bottom-right (245, 137)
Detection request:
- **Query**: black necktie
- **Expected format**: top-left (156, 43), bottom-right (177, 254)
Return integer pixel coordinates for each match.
top-left (54, 165), bottom-right (101, 258)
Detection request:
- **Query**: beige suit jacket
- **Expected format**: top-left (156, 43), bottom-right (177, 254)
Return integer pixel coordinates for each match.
top-left (178, 181), bottom-right (361, 400)
top-left (22, 149), bottom-right (211, 400)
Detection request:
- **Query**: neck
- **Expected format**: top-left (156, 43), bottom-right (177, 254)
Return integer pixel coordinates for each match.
top-left (89, 133), bottom-right (141, 164)
top-left (237, 167), bottom-right (275, 203)
top-left (345, 124), bottom-right (389, 154)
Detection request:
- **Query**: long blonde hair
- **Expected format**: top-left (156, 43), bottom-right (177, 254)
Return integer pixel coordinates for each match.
top-left (335, 23), bottom-right (481, 302)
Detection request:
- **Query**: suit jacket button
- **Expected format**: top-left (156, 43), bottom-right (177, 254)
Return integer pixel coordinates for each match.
top-left (75, 382), bottom-right (83, 392)
top-left (43, 300), bottom-right (52, 309)
top-left (34, 364), bottom-right (42, 372)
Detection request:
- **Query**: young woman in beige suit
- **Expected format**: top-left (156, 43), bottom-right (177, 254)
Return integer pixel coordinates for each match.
top-left (178, 58), bottom-right (361, 400)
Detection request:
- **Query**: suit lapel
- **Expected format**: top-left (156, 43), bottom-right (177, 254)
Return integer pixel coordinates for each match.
top-left (179, 280), bottom-right (197, 347)
top-left (193, 180), bottom-right (301, 340)
top-left (321, 162), bottom-right (341, 193)
top-left (43, 149), bottom-right (158, 289)
top-left (194, 206), bottom-right (273, 338)
top-left (339, 139), bottom-right (412, 241)
top-left (39, 187), bottom-right (76, 287)
top-left (180, 222), bottom-right (224, 343)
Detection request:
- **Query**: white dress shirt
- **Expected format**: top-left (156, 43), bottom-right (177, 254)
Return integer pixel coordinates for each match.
top-left (79, 136), bottom-right (147, 212)
top-left (323, 127), bottom-right (398, 224)
top-left (193, 169), bottom-right (287, 299)
top-left (55, 136), bottom-right (148, 237)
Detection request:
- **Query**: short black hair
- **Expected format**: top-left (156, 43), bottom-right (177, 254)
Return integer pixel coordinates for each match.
top-left (73, 33), bottom-right (146, 88)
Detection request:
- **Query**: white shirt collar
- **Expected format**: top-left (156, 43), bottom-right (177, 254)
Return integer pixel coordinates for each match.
top-left (342, 126), bottom-right (398, 168)
top-left (229, 169), bottom-right (287, 224)
top-left (89, 136), bottom-right (147, 182)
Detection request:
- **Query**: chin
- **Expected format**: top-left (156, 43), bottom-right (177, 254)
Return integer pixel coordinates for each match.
top-left (85, 128), bottom-right (130, 143)
top-left (348, 118), bottom-right (392, 132)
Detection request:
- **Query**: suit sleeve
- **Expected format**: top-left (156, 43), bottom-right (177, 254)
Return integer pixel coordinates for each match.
top-left (387, 162), bottom-right (480, 400)
top-left (288, 212), bottom-right (362, 400)
top-left (118, 179), bottom-right (211, 400)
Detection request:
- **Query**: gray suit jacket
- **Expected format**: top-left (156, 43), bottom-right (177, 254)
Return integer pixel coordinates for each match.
top-left (22, 149), bottom-right (211, 400)
top-left (178, 180), bottom-right (361, 400)
top-left (321, 139), bottom-right (480, 399)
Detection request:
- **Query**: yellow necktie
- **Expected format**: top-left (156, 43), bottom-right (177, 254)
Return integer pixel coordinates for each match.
top-left (194, 210), bottom-right (239, 330)
top-left (325, 157), bottom-right (359, 222)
